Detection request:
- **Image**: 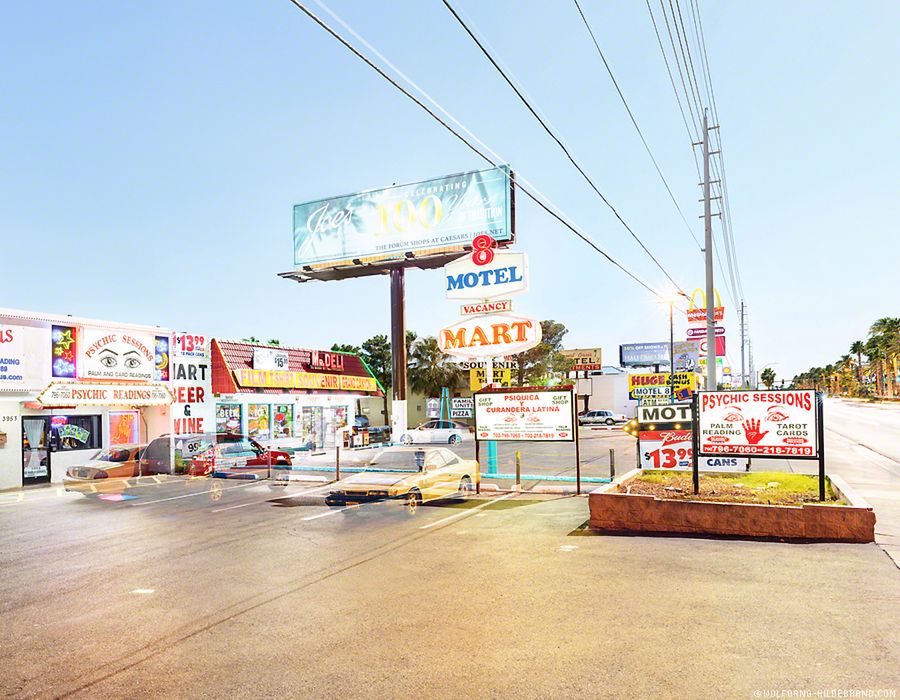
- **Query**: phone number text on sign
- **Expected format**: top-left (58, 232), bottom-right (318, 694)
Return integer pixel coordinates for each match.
top-left (697, 390), bottom-right (818, 458)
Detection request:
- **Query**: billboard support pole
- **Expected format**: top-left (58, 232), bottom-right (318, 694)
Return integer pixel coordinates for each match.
top-left (817, 391), bottom-right (826, 501)
top-left (390, 268), bottom-right (408, 438)
top-left (691, 393), bottom-right (700, 495)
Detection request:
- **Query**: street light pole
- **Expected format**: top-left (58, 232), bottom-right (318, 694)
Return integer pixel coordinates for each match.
top-left (669, 299), bottom-right (675, 404)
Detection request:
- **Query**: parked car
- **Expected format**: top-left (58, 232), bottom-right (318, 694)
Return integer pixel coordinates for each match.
top-left (325, 447), bottom-right (479, 513)
top-left (579, 410), bottom-right (629, 426)
top-left (140, 433), bottom-right (292, 478)
top-left (396, 420), bottom-right (471, 445)
top-left (63, 444), bottom-right (147, 493)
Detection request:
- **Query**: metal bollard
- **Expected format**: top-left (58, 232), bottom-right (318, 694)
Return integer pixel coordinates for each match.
top-left (516, 450), bottom-right (521, 490)
top-left (335, 444), bottom-right (341, 482)
top-left (609, 448), bottom-right (616, 480)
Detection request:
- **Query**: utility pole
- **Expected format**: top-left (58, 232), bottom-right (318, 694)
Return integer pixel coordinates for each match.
top-left (702, 109), bottom-right (717, 391)
top-left (740, 300), bottom-right (746, 389)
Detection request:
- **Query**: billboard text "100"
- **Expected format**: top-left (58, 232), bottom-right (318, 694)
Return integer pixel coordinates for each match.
top-left (377, 196), bottom-right (443, 234)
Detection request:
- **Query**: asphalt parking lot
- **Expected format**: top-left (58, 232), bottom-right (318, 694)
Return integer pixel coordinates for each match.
top-left (1, 469), bottom-right (898, 699)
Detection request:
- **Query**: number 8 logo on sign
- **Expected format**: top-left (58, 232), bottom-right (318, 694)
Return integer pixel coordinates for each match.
top-left (471, 234), bottom-right (495, 266)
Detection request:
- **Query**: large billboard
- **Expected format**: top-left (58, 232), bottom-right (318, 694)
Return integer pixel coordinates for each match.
top-left (619, 342), bottom-right (669, 367)
top-left (474, 389), bottom-right (575, 441)
top-left (697, 390), bottom-right (819, 457)
top-left (293, 166), bottom-right (512, 269)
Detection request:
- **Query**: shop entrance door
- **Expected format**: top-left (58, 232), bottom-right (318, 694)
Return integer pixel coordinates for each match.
top-left (22, 416), bottom-right (51, 485)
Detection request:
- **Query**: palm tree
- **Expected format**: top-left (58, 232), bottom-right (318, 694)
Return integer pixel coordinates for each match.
top-left (242, 336), bottom-right (260, 344)
top-left (864, 338), bottom-right (885, 397)
top-left (850, 340), bottom-right (865, 395)
top-left (824, 363), bottom-right (836, 395)
top-left (407, 336), bottom-right (463, 399)
top-left (870, 318), bottom-right (900, 398)
top-left (760, 367), bottom-right (776, 389)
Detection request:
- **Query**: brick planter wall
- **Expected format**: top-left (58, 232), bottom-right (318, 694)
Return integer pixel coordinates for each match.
top-left (588, 471), bottom-right (875, 543)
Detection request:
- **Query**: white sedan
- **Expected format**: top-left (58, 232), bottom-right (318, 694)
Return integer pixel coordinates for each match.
top-left (397, 420), bottom-right (472, 446)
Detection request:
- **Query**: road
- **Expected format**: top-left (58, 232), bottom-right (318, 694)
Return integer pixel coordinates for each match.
top-left (822, 399), bottom-right (900, 565)
top-left (1, 463), bottom-right (898, 698)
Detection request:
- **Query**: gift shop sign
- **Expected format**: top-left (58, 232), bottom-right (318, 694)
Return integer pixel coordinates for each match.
top-left (439, 314), bottom-right (541, 359)
top-left (474, 389), bottom-right (574, 441)
top-left (79, 328), bottom-right (155, 381)
top-left (697, 390), bottom-right (818, 457)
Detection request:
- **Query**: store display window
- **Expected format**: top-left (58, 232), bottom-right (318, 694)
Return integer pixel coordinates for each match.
top-left (272, 405), bottom-right (293, 438)
top-left (216, 404), bottom-right (242, 436)
top-left (109, 410), bottom-right (140, 445)
top-left (247, 404), bottom-right (271, 440)
top-left (50, 415), bottom-right (102, 451)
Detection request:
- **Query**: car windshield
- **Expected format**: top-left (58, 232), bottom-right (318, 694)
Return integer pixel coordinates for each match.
top-left (94, 447), bottom-right (134, 463)
top-left (365, 447), bottom-right (457, 471)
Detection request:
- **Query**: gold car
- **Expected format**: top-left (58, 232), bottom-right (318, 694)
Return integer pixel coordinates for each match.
top-left (63, 444), bottom-right (147, 494)
top-left (325, 447), bottom-right (479, 514)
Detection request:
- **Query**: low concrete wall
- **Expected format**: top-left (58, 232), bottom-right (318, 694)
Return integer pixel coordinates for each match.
top-left (588, 469), bottom-right (875, 543)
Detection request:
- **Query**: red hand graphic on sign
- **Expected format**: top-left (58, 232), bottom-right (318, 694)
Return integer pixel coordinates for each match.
top-left (742, 419), bottom-right (769, 445)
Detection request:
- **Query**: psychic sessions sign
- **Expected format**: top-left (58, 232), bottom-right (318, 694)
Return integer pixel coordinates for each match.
top-left (696, 390), bottom-right (819, 457)
top-left (293, 166), bottom-right (513, 268)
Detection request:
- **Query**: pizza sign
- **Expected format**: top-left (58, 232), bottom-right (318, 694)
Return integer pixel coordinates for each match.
top-left (697, 390), bottom-right (819, 457)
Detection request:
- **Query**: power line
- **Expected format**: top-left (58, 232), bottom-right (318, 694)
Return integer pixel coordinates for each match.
top-left (284, 0), bottom-right (670, 300)
top-left (645, 0), bottom-right (701, 178)
top-left (657, 0), bottom-right (701, 135)
top-left (572, 0), bottom-right (701, 250)
top-left (441, 0), bottom-right (688, 296)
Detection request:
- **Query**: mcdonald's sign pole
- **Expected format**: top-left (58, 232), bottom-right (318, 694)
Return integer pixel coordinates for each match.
top-left (702, 108), bottom-right (717, 392)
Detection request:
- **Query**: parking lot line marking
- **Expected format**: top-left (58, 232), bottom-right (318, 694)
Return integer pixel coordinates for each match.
top-left (301, 505), bottom-right (355, 521)
top-left (211, 484), bottom-right (333, 513)
top-left (132, 481), bottom-right (258, 506)
top-left (419, 492), bottom-right (517, 530)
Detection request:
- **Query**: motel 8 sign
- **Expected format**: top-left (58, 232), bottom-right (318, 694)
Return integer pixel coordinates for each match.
top-left (444, 235), bottom-right (528, 301)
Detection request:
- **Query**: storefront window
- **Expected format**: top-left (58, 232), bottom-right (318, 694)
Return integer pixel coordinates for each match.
top-left (50, 415), bottom-right (102, 451)
top-left (216, 404), bottom-right (242, 436)
top-left (272, 405), bottom-right (293, 438)
top-left (109, 410), bottom-right (140, 445)
top-left (247, 404), bottom-right (271, 440)
top-left (301, 407), bottom-right (323, 449)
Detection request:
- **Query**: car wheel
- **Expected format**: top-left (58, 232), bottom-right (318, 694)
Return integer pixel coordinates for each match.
top-left (457, 475), bottom-right (473, 498)
top-left (448, 434), bottom-right (462, 445)
top-left (404, 489), bottom-right (422, 515)
top-left (400, 434), bottom-right (413, 446)
top-left (605, 418), bottom-right (614, 425)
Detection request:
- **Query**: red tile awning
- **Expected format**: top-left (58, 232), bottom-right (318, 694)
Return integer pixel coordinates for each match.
top-left (211, 340), bottom-right (383, 397)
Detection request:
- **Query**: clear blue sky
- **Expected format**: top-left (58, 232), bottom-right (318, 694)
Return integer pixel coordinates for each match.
top-left (2, 1), bottom-right (897, 381)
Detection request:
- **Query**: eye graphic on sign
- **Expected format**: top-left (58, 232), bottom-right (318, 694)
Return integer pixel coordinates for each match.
top-left (124, 352), bottom-right (142, 369)
top-left (766, 407), bottom-right (789, 422)
top-left (99, 351), bottom-right (117, 368)
top-left (723, 407), bottom-right (743, 422)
